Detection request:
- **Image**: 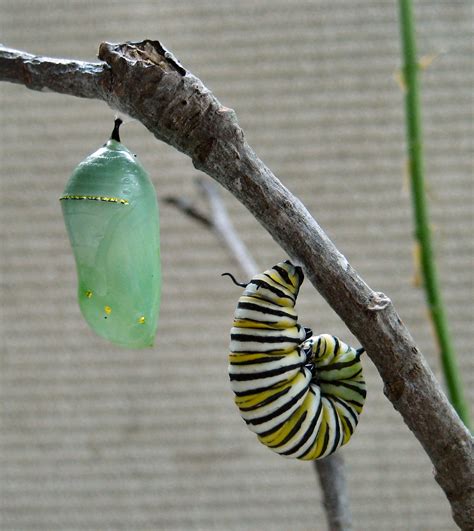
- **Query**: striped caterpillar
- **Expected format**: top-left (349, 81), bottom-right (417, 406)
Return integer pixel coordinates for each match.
top-left (225, 261), bottom-right (366, 460)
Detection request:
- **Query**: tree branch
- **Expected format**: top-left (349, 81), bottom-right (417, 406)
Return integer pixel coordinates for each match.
top-left (0, 41), bottom-right (472, 529)
top-left (196, 177), bottom-right (259, 278)
top-left (315, 455), bottom-right (352, 531)
top-left (0, 45), bottom-right (107, 98)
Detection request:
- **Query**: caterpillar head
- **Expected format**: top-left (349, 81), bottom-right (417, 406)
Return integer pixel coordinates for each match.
top-left (302, 333), bottom-right (364, 365)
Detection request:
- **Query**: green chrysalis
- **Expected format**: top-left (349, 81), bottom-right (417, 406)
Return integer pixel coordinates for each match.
top-left (61, 119), bottom-right (161, 348)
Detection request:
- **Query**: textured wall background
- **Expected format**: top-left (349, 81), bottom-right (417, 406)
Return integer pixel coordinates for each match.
top-left (0, 1), bottom-right (472, 530)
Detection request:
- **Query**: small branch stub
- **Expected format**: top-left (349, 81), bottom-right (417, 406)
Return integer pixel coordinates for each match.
top-left (367, 292), bottom-right (391, 311)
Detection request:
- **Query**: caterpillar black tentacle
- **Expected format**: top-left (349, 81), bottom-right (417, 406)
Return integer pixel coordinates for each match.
top-left (227, 261), bottom-right (366, 460)
top-left (222, 272), bottom-right (248, 288)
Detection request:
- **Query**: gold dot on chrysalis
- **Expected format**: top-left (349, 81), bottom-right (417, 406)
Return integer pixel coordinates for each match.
top-left (85, 290), bottom-right (93, 298)
top-left (104, 306), bottom-right (112, 315)
top-left (138, 316), bottom-right (146, 324)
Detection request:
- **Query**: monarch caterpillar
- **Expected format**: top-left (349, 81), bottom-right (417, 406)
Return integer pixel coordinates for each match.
top-left (61, 119), bottom-right (161, 348)
top-left (226, 261), bottom-right (366, 460)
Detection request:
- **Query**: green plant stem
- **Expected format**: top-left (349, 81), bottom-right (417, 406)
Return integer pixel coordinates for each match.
top-left (398, 0), bottom-right (470, 428)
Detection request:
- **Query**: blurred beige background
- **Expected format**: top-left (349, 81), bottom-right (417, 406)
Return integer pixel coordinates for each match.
top-left (0, 1), bottom-right (472, 530)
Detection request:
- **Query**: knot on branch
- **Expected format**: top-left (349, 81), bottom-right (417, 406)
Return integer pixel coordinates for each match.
top-left (95, 40), bottom-right (244, 162)
top-left (367, 291), bottom-right (391, 311)
top-left (99, 40), bottom-right (187, 76)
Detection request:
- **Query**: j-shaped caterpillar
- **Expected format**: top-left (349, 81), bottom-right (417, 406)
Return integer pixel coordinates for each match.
top-left (225, 261), bottom-right (366, 460)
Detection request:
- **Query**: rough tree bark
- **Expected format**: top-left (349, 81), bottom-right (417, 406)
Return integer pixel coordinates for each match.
top-left (0, 41), bottom-right (472, 529)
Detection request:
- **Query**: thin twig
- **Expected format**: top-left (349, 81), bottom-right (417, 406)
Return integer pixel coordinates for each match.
top-left (196, 178), bottom-right (258, 278)
top-left (398, 0), bottom-right (470, 427)
top-left (168, 178), bottom-right (353, 531)
top-left (0, 42), bottom-right (472, 529)
top-left (163, 196), bottom-right (213, 228)
top-left (315, 455), bottom-right (352, 531)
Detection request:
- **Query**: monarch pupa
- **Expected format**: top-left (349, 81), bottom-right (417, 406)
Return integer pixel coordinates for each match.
top-left (61, 119), bottom-right (161, 348)
top-left (226, 261), bottom-right (366, 460)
